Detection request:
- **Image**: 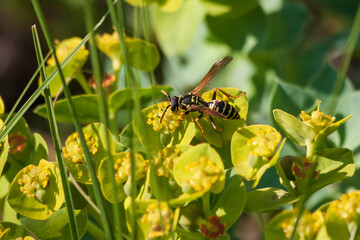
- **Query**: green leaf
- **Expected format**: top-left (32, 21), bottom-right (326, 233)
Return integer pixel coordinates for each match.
top-left (124, 0), bottom-right (156, 7)
top-left (0, 222), bottom-right (28, 239)
top-left (63, 123), bottom-right (115, 184)
top-left (309, 148), bottom-right (354, 192)
top-left (173, 143), bottom-right (225, 194)
top-left (33, 94), bottom-right (99, 124)
top-left (273, 109), bottom-right (316, 146)
top-left (210, 168), bottom-right (246, 229)
top-left (119, 122), bottom-right (147, 153)
top-left (270, 81), bottom-right (315, 117)
top-left (245, 188), bottom-right (299, 213)
top-left (7, 160), bottom-right (64, 220)
top-left (126, 38), bottom-right (161, 71)
top-left (20, 208), bottom-right (88, 240)
top-left (336, 91), bottom-right (360, 154)
top-left (3, 116), bottom-right (34, 163)
top-left (315, 115), bottom-right (352, 143)
top-left (108, 86), bottom-right (172, 112)
top-left (200, 0), bottom-right (259, 18)
top-left (206, 6), bottom-right (265, 50)
top-left (150, 0), bottom-right (205, 57)
top-left (32, 133), bottom-right (48, 164)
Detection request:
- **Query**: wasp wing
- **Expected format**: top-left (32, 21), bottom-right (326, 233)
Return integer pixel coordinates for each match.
top-left (189, 105), bottom-right (226, 118)
top-left (191, 56), bottom-right (233, 95)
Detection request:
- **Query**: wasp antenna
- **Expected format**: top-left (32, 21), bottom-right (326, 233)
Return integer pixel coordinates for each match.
top-left (161, 90), bottom-right (171, 102)
top-left (160, 105), bottom-right (171, 123)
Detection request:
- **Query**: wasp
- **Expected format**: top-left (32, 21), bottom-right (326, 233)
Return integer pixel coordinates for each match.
top-left (160, 56), bottom-right (245, 145)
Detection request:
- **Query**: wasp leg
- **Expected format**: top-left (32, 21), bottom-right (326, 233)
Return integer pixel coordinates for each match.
top-left (195, 113), bottom-right (204, 142)
top-left (209, 116), bottom-right (224, 148)
top-left (212, 88), bottom-right (246, 100)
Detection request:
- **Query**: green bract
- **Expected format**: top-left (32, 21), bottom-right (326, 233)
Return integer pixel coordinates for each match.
top-left (98, 152), bottom-right (148, 203)
top-left (231, 124), bottom-right (285, 187)
top-left (7, 160), bottom-right (64, 220)
top-left (0, 221), bottom-right (30, 239)
top-left (62, 123), bottom-right (115, 184)
top-left (173, 143), bottom-right (225, 194)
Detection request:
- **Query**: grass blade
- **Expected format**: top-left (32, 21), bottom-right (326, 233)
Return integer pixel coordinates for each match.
top-left (32, 25), bottom-right (79, 240)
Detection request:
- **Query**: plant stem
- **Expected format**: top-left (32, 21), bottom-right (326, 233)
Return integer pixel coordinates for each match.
top-left (328, 2), bottom-right (360, 114)
top-left (274, 162), bottom-right (296, 196)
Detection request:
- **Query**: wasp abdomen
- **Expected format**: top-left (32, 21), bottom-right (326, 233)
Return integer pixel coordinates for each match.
top-left (208, 100), bottom-right (240, 119)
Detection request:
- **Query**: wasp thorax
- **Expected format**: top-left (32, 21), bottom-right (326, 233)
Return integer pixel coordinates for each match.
top-left (171, 96), bottom-right (179, 112)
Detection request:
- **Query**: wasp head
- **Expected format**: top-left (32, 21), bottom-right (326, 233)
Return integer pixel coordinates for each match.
top-left (171, 96), bottom-right (179, 112)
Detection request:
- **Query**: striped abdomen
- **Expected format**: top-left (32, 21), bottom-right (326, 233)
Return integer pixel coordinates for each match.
top-left (208, 100), bottom-right (240, 119)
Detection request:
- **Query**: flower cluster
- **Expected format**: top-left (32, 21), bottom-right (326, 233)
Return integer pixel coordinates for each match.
top-left (300, 103), bottom-right (335, 131)
top-left (281, 210), bottom-right (324, 239)
top-left (62, 133), bottom-right (98, 164)
top-left (141, 202), bottom-right (173, 239)
top-left (18, 162), bottom-right (50, 198)
top-left (47, 37), bottom-right (88, 65)
top-left (8, 132), bottom-right (27, 154)
top-left (184, 157), bottom-right (222, 192)
top-left (199, 215), bottom-right (226, 239)
top-left (247, 127), bottom-right (281, 158)
top-left (147, 102), bottom-right (185, 134)
top-left (114, 152), bottom-right (148, 184)
top-left (152, 147), bottom-right (181, 178)
top-left (329, 191), bottom-right (360, 223)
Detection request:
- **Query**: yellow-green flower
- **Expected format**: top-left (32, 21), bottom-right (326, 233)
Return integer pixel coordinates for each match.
top-left (141, 202), bottom-right (173, 239)
top-left (17, 161), bottom-right (50, 198)
top-left (247, 126), bottom-right (281, 158)
top-left (147, 102), bottom-right (185, 134)
top-left (47, 37), bottom-right (88, 66)
top-left (95, 30), bottom-right (122, 71)
top-left (114, 152), bottom-right (148, 184)
top-left (281, 209), bottom-right (324, 240)
top-left (300, 101), bottom-right (335, 131)
top-left (152, 147), bottom-right (181, 178)
top-left (329, 191), bottom-right (360, 223)
top-left (184, 157), bottom-right (222, 192)
top-left (62, 132), bottom-right (98, 164)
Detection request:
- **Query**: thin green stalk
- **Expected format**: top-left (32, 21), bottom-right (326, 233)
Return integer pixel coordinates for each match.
top-left (31, 1), bottom-right (114, 239)
top-left (0, 2), bottom-right (111, 143)
top-left (274, 162), bottom-right (296, 196)
top-left (32, 25), bottom-right (79, 240)
top-left (202, 192), bottom-right (210, 217)
top-left (69, 174), bottom-right (100, 214)
top-left (83, 1), bottom-right (123, 239)
top-left (328, 2), bottom-right (360, 114)
top-left (349, 222), bottom-right (359, 240)
top-left (140, 4), bottom-right (157, 104)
